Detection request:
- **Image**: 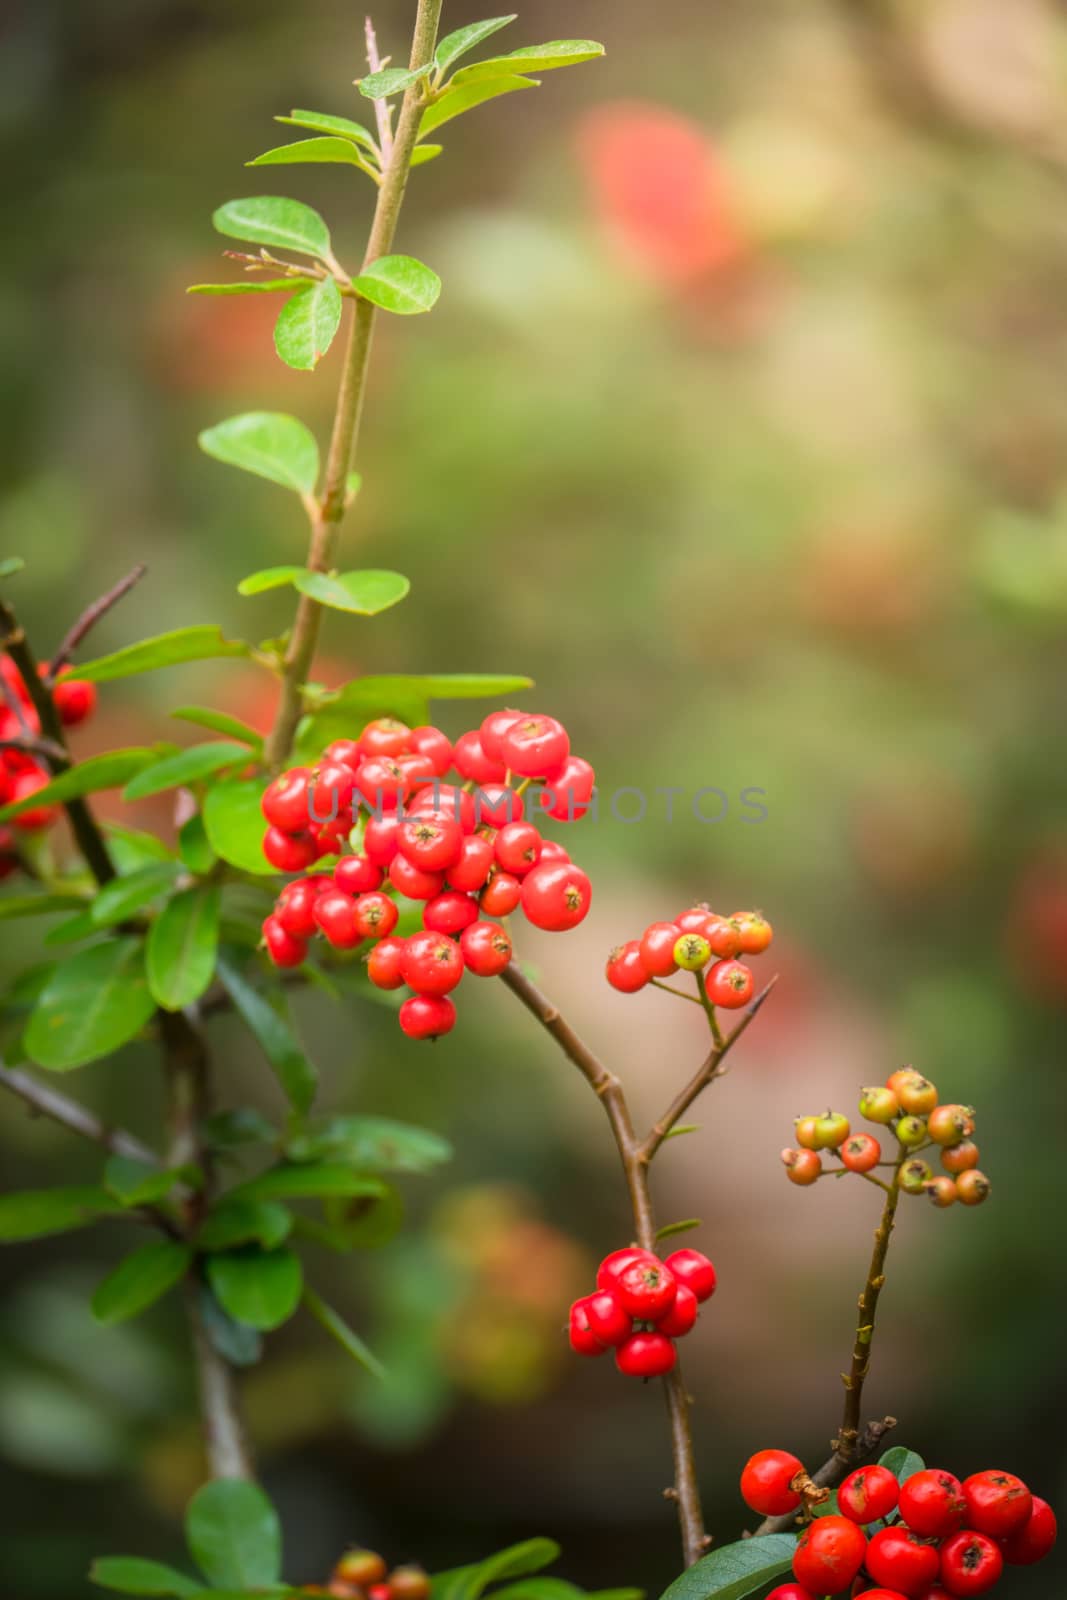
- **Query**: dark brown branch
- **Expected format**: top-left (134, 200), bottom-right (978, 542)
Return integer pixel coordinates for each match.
top-left (46, 563), bottom-right (147, 681)
top-left (0, 733), bottom-right (68, 764)
top-left (0, 1059), bottom-right (159, 1165)
top-left (752, 1416), bottom-right (898, 1536)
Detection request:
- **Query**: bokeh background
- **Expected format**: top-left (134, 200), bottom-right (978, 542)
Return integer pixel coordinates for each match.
top-left (3, 0), bottom-right (1067, 1593)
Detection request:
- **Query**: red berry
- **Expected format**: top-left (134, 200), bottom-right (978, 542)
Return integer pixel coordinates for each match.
top-left (351, 891), bottom-right (399, 940)
top-left (782, 1148), bottom-right (822, 1185)
top-left (447, 833), bottom-right (496, 892)
top-left (397, 814), bottom-right (463, 873)
top-left (638, 921), bottom-right (681, 978)
top-left (313, 890), bottom-right (362, 949)
top-left (841, 1133), bottom-right (882, 1174)
top-left (705, 958), bottom-right (755, 1008)
top-left (323, 738), bottom-right (363, 771)
top-left (408, 725), bottom-right (453, 777)
top-left (596, 1246), bottom-right (658, 1292)
top-left (471, 784), bottom-right (524, 830)
top-left (478, 708), bottom-right (524, 764)
top-left (333, 855), bottom-right (383, 895)
top-left (937, 1531), bottom-right (1004, 1596)
top-left (367, 936), bottom-right (407, 989)
top-left (1000, 1495), bottom-right (1057, 1565)
top-left (898, 1471), bottom-right (966, 1538)
top-left (310, 761), bottom-right (356, 824)
top-left (740, 1450), bottom-right (805, 1517)
top-left (356, 756), bottom-right (410, 811)
top-left (606, 941), bottom-right (649, 993)
top-left (765, 1588), bottom-right (818, 1600)
top-left (262, 767), bottom-right (313, 833)
top-left (495, 820), bottom-right (543, 876)
top-left (277, 877), bottom-right (323, 938)
top-left (664, 1248), bottom-right (717, 1303)
top-left (584, 1290), bottom-right (633, 1347)
top-left (792, 1516), bottom-right (868, 1595)
top-left (367, 1585), bottom-right (392, 1600)
top-left (408, 783), bottom-right (478, 833)
top-left (837, 1465), bottom-right (900, 1525)
top-left (521, 861), bottom-right (592, 931)
top-left (480, 869), bottom-right (522, 917)
top-left (459, 920), bottom-right (512, 978)
top-left (363, 812), bottom-right (400, 865)
top-left (731, 910), bottom-right (773, 954)
top-left (334, 1551), bottom-right (388, 1585)
top-left (262, 914), bottom-right (307, 968)
top-left (453, 730), bottom-right (507, 785)
top-left (615, 1258), bottom-right (677, 1320)
top-left (398, 993), bottom-right (455, 1040)
top-left (615, 1331), bottom-right (676, 1378)
top-left (499, 714), bottom-right (569, 778)
top-left (263, 825), bottom-right (318, 872)
top-left (52, 673), bottom-right (96, 726)
top-left (541, 754), bottom-right (595, 822)
top-left (961, 1471), bottom-right (1032, 1538)
top-left (865, 1526), bottom-right (940, 1595)
top-left (657, 1282), bottom-right (699, 1337)
top-left (676, 907), bottom-right (715, 935)
top-left (8, 768), bottom-right (59, 831)
top-left (423, 890), bottom-right (478, 936)
top-left (568, 1296), bottom-right (607, 1357)
top-left (388, 854), bottom-right (445, 902)
top-left (359, 717), bottom-right (411, 758)
top-left (705, 915), bottom-right (742, 958)
top-left (400, 930), bottom-right (464, 995)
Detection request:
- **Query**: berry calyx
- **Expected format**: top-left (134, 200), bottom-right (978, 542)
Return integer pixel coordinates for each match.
top-left (740, 1449), bottom-right (805, 1517)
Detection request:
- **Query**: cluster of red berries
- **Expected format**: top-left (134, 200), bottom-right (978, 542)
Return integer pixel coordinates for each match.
top-left (742, 1450), bottom-right (1056, 1597)
top-left (780, 1069), bottom-right (991, 1208)
top-left (303, 1547), bottom-right (429, 1600)
top-left (567, 1245), bottom-right (717, 1377)
top-left (0, 655), bottom-right (97, 877)
top-left (259, 711), bottom-right (594, 1039)
top-left (604, 906), bottom-right (772, 1007)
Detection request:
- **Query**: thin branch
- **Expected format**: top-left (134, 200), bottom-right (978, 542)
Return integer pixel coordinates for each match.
top-left (839, 1165), bottom-right (901, 1457)
top-left (0, 1059), bottom-right (159, 1165)
top-left (751, 1416), bottom-right (898, 1536)
top-left (0, 734), bottom-right (68, 763)
top-left (365, 15), bottom-right (395, 160)
top-left (46, 563), bottom-right (147, 682)
top-left (264, 0), bottom-right (445, 770)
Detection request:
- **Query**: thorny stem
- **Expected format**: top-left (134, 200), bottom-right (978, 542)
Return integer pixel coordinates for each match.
top-left (500, 961), bottom-right (773, 1568)
top-left (46, 563), bottom-right (147, 683)
top-left (264, 0), bottom-right (445, 770)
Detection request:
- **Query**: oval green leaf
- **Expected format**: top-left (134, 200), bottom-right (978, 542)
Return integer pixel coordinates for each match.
top-left (359, 64), bottom-right (431, 100)
top-left (215, 956), bottom-right (317, 1113)
top-left (0, 891), bottom-right (87, 921)
top-left (293, 568), bottom-right (410, 614)
top-left (88, 1555), bottom-right (201, 1596)
top-left (187, 279), bottom-right (296, 296)
top-left (248, 137), bottom-right (374, 172)
top-left (301, 1284), bottom-right (385, 1378)
top-left (435, 15), bottom-right (517, 74)
top-left (274, 277), bottom-right (343, 372)
top-left (91, 1240), bottom-right (193, 1325)
top-left (419, 74), bottom-right (537, 137)
top-left (184, 1477), bottom-right (282, 1590)
top-left (206, 1246), bottom-right (303, 1330)
top-left (353, 255), bottom-right (441, 315)
top-left (226, 1163), bottom-right (385, 1206)
top-left (287, 1115), bottom-right (452, 1174)
top-left (235, 565), bottom-right (305, 597)
top-left (197, 1199), bottom-right (293, 1252)
top-left (0, 748), bottom-right (165, 823)
top-left (452, 40), bottom-right (605, 83)
top-left (124, 742), bottom-right (254, 802)
top-left (277, 109), bottom-right (378, 151)
top-left (170, 708), bottom-right (264, 749)
top-left (24, 938), bottom-right (156, 1071)
top-left (410, 144), bottom-right (443, 167)
top-left (202, 778), bottom-right (272, 875)
top-left (658, 1535), bottom-right (798, 1600)
top-left (199, 412), bottom-right (319, 495)
top-left (212, 195), bottom-right (332, 261)
top-left (0, 1185), bottom-right (122, 1241)
top-left (879, 1444), bottom-right (925, 1485)
top-left (72, 627), bottom-right (249, 685)
top-left (90, 863), bottom-right (183, 928)
top-left (146, 885), bottom-right (221, 1011)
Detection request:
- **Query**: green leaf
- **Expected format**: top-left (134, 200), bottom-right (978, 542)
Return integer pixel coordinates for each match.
top-left (354, 254), bottom-right (441, 315)
top-left (0, 891), bottom-right (86, 920)
top-left (206, 1245), bottom-right (302, 1330)
top-left (146, 886), bottom-right (221, 1011)
top-left (658, 1535), bottom-right (797, 1600)
top-left (248, 137), bottom-right (375, 174)
top-left (435, 15), bottom-right (517, 73)
top-left (43, 910), bottom-right (100, 946)
top-left (104, 823), bottom-right (176, 866)
top-left (171, 708), bottom-right (264, 750)
top-left (410, 144), bottom-right (443, 166)
top-left (188, 279), bottom-right (297, 296)
top-left (202, 778), bottom-right (272, 875)
top-left (124, 742), bottom-right (254, 802)
top-left (419, 74), bottom-right (537, 137)
top-left (274, 277), bottom-right (343, 372)
top-left (185, 1478), bottom-right (282, 1590)
top-left (492, 1583), bottom-right (583, 1600)
top-left (202, 1107), bottom-right (278, 1149)
top-left (90, 863), bottom-right (183, 928)
top-left (178, 812), bottom-right (217, 876)
top-left (664, 1124), bottom-right (700, 1139)
top-left (199, 412), bottom-right (319, 496)
top-left (197, 1199), bottom-right (293, 1252)
top-left (655, 1218), bottom-right (702, 1242)
top-left (359, 64), bottom-right (431, 99)
top-left (197, 1282), bottom-right (263, 1368)
top-left (0, 749), bottom-right (164, 823)
top-left (236, 565), bottom-right (306, 596)
top-left (89, 1555), bottom-right (201, 1596)
top-left (879, 1445), bottom-right (925, 1485)
top-left (226, 1163), bottom-right (385, 1206)
top-left (434, 1541), bottom-right (562, 1600)
top-left (276, 109), bottom-right (378, 152)
top-left (302, 1284), bottom-right (385, 1378)
top-left (453, 40), bottom-right (604, 83)
top-left (293, 568), bottom-right (410, 614)
top-left (215, 956), bottom-right (317, 1113)
top-left (73, 628), bottom-right (249, 684)
top-left (0, 1185), bottom-right (121, 1241)
top-left (286, 1115), bottom-right (452, 1174)
top-left (212, 195), bottom-right (332, 261)
top-left (91, 1240), bottom-right (193, 1324)
top-left (103, 1156), bottom-right (187, 1208)
top-left (24, 938), bottom-right (156, 1071)
top-left (0, 555), bottom-right (26, 580)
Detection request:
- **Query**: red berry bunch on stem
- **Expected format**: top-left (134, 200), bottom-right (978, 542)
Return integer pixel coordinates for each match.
top-left (748, 1454), bottom-right (1057, 1597)
top-left (0, 655), bottom-right (97, 873)
top-left (568, 1245), bottom-right (717, 1377)
top-left (260, 709), bottom-right (594, 1038)
top-left (605, 905), bottom-right (772, 1016)
top-left (307, 1547), bottom-right (429, 1600)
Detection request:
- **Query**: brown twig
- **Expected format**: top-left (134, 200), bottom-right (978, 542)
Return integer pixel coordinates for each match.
top-left (263, 0), bottom-right (444, 770)
top-left (0, 1059), bottom-right (160, 1165)
top-left (46, 563), bottom-right (147, 682)
top-left (752, 1416), bottom-right (898, 1536)
top-left (500, 960), bottom-right (772, 1568)
top-left (365, 15), bottom-right (395, 161)
top-left (0, 734), bottom-right (68, 764)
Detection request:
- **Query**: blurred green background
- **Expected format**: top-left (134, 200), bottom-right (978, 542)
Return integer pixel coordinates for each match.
top-left (3, 0), bottom-right (1067, 1593)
